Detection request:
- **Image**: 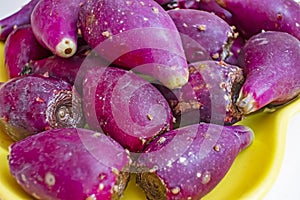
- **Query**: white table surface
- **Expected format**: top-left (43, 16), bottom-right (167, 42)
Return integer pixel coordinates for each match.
top-left (1, 1), bottom-right (300, 199)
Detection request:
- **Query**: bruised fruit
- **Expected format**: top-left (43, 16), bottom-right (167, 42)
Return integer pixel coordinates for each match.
top-left (0, 75), bottom-right (84, 141)
top-left (9, 128), bottom-right (131, 200)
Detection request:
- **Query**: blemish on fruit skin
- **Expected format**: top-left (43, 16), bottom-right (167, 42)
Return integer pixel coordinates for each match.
top-left (214, 144), bottom-right (221, 152)
top-left (152, 7), bottom-right (159, 14)
top-left (98, 183), bottom-right (105, 191)
top-left (45, 172), bottom-right (56, 187)
top-left (196, 172), bottom-right (201, 178)
top-left (147, 114), bottom-right (153, 121)
top-left (157, 136), bottom-right (166, 144)
top-left (197, 24), bottom-right (206, 31)
top-left (21, 174), bottom-right (27, 182)
top-left (85, 194), bottom-right (97, 200)
top-left (171, 186), bottom-right (181, 194)
top-left (102, 31), bottom-right (111, 38)
top-left (201, 171), bottom-right (211, 185)
top-left (92, 132), bottom-right (102, 137)
top-left (112, 167), bottom-right (120, 176)
top-left (31, 193), bottom-right (41, 199)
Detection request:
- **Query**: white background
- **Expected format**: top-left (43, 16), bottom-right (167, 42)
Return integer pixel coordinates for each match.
top-left (0, 1), bottom-right (300, 199)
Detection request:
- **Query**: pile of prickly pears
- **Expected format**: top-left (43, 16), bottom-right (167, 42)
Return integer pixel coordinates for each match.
top-left (0, 0), bottom-right (299, 199)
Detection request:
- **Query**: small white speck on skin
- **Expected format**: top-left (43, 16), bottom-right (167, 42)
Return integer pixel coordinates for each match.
top-left (31, 193), bottom-right (41, 199)
top-left (112, 167), bottom-right (119, 175)
top-left (171, 186), bottom-right (181, 194)
top-left (201, 171), bottom-right (211, 184)
top-left (92, 132), bottom-right (102, 137)
top-left (149, 165), bottom-right (158, 173)
top-left (126, 1), bottom-right (132, 5)
top-left (140, 1), bottom-right (145, 6)
top-left (214, 144), bottom-right (221, 152)
top-left (212, 53), bottom-right (220, 59)
top-left (45, 172), bottom-right (56, 187)
top-left (179, 157), bottom-right (186, 163)
top-left (98, 183), bottom-right (105, 191)
top-left (197, 172), bottom-right (202, 178)
top-left (140, 137), bottom-right (147, 145)
top-left (85, 194), bottom-right (97, 200)
top-left (197, 24), bottom-right (207, 31)
top-left (152, 7), bottom-right (159, 14)
top-left (167, 160), bottom-right (173, 168)
top-left (102, 31), bottom-right (111, 38)
top-left (21, 174), bottom-right (27, 182)
top-left (183, 23), bottom-right (188, 28)
top-left (113, 185), bottom-right (119, 192)
top-left (157, 136), bottom-right (166, 144)
top-left (296, 22), bottom-right (300, 27)
top-left (143, 17), bottom-right (149, 21)
top-left (147, 114), bottom-right (153, 120)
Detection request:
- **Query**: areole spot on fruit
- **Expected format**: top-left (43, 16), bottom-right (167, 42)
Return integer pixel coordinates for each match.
top-left (45, 172), bottom-right (56, 187)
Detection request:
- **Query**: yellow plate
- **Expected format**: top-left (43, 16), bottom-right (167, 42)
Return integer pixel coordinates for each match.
top-left (0, 41), bottom-right (299, 200)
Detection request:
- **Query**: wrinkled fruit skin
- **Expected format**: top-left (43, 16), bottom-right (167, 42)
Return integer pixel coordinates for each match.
top-left (136, 123), bottom-right (254, 200)
top-left (9, 128), bottom-right (131, 200)
top-left (82, 67), bottom-right (173, 152)
top-left (237, 31), bottom-right (300, 114)
top-left (0, 75), bottom-right (84, 141)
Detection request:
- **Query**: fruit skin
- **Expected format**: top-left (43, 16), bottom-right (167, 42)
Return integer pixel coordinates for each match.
top-left (168, 9), bottom-right (234, 63)
top-left (236, 31), bottom-right (300, 114)
top-left (78, 0), bottom-right (189, 89)
top-left (31, 0), bottom-right (85, 58)
top-left (22, 46), bottom-right (109, 95)
top-left (0, 74), bottom-right (84, 141)
top-left (154, 0), bottom-right (201, 10)
top-left (22, 55), bottom-right (85, 85)
top-left (4, 24), bottom-right (51, 79)
top-left (216, 0), bottom-right (300, 40)
top-left (135, 123), bottom-right (254, 200)
top-left (0, 0), bottom-right (40, 41)
top-left (82, 67), bottom-right (173, 152)
top-left (155, 61), bottom-right (244, 126)
top-left (198, 0), bottom-right (233, 25)
top-left (9, 128), bottom-right (131, 200)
